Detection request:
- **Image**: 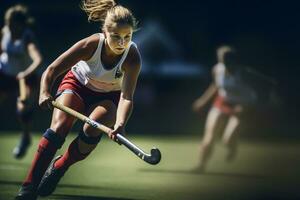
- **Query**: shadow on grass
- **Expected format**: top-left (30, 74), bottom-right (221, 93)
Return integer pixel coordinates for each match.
top-left (0, 180), bottom-right (114, 191)
top-left (138, 168), bottom-right (266, 179)
top-left (0, 180), bottom-right (22, 185)
top-left (0, 161), bottom-right (30, 168)
top-left (0, 180), bottom-right (136, 200)
top-left (50, 194), bottom-right (134, 200)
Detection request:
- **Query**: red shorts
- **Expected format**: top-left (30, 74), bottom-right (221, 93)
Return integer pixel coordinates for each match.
top-left (57, 71), bottom-right (120, 107)
top-left (213, 95), bottom-right (235, 115)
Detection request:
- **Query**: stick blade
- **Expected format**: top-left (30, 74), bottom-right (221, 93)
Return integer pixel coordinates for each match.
top-left (145, 148), bottom-right (161, 165)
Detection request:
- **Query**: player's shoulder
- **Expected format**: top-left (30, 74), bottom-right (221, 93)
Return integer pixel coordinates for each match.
top-left (74, 33), bottom-right (101, 58)
top-left (124, 42), bottom-right (141, 70)
top-left (2, 26), bottom-right (8, 33)
top-left (23, 28), bottom-right (36, 43)
top-left (1, 26), bottom-right (9, 38)
top-left (213, 62), bottom-right (226, 72)
top-left (128, 42), bottom-right (141, 63)
top-left (81, 33), bottom-right (100, 47)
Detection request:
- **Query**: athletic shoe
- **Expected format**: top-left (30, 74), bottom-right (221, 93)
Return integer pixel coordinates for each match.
top-left (13, 135), bottom-right (31, 159)
top-left (15, 183), bottom-right (37, 200)
top-left (37, 155), bottom-right (64, 196)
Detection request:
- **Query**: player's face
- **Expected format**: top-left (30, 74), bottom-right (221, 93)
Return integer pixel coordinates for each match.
top-left (105, 24), bottom-right (133, 55)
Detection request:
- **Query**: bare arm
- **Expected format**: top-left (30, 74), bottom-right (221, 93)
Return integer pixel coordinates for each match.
top-left (192, 83), bottom-right (217, 112)
top-left (17, 42), bottom-right (43, 79)
top-left (39, 34), bottom-right (99, 108)
top-left (192, 66), bottom-right (218, 112)
top-left (110, 45), bottom-right (141, 138)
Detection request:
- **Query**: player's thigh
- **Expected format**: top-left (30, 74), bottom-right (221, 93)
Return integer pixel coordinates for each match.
top-left (222, 115), bottom-right (240, 144)
top-left (203, 107), bottom-right (224, 144)
top-left (83, 100), bottom-right (117, 136)
top-left (50, 93), bottom-right (85, 136)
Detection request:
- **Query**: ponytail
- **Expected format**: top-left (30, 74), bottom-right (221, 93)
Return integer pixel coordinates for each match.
top-left (81, 0), bottom-right (138, 31)
top-left (81, 0), bottom-right (116, 22)
top-left (4, 4), bottom-right (34, 26)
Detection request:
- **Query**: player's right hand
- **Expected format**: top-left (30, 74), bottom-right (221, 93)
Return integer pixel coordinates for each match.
top-left (39, 92), bottom-right (54, 110)
top-left (192, 100), bottom-right (204, 113)
top-left (233, 105), bottom-right (243, 113)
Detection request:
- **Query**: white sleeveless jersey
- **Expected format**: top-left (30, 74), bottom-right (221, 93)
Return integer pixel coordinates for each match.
top-left (0, 26), bottom-right (33, 76)
top-left (72, 33), bottom-right (136, 92)
top-left (214, 62), bottom-right (257, 105)
top-left (214, 62), bottom-right (227, 97)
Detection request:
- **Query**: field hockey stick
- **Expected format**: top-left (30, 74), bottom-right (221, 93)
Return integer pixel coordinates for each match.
top-left (19, 78), bottom-right (27, 102)
top-left (51, 100), bottom-right (161, 165)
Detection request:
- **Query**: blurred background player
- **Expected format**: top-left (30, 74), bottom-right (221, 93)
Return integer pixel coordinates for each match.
top-left (192, 45), bottom-right (257, 172)
top-left (15, 0), bottom-right (141, 199)
top-left (0, 4), bottom-right (43, 159)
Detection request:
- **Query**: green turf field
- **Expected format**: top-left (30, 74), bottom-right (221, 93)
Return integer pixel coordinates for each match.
top-left (0, 132), bottom-right (299, 200)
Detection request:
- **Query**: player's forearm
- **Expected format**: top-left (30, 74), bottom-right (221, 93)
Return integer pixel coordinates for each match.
top-left (196, 84), bottom-right (217, 105)
top-left (204, 84), bottom-right (217, 101)
top-left (24, 43), bottom-right (43, 76)
top-left (116, 97), bottom-right (133, 127)
top-left (40, 67), bottom-right (54, 96)
top-left (23, 57), bottom-right (43, 76)
top-left (40, 52), bottom-right (75, 96)
top-left (40, 64), bottom-right (63, 96)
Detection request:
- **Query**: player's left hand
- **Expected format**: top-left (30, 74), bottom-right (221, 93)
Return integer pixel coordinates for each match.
top-left (16, 71), bottom-right (28, 80)
top-left (109, 123), bottom-right (126, 144)
top-left (192, 99), bottom-right (205, 113)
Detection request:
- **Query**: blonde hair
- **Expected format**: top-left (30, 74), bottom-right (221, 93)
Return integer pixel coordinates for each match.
top-left (81, 0), bottom-right (138, 31)
top-left (5, 4), bottom-right (34, 26)
top-left (217, 45), bottom-right (235, 64)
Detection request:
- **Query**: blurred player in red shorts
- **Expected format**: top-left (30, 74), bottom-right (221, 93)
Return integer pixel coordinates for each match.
top-left (192, 45), bottom-right (257, 172)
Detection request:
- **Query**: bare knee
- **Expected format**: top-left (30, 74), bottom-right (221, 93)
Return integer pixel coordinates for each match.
top-left (83, 101), bottom-right (116, 137)
top-left (83, 123), bottom-right (102, 137)
top-left (82, 117), bottom-right (114, 137)
top-left (50, 114), bottom-right (74, 137)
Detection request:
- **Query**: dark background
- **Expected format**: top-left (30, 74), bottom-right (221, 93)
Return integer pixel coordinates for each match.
top-left (1, 0), bottom-right (299, 137)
